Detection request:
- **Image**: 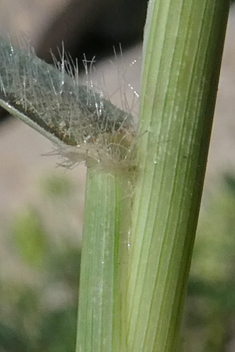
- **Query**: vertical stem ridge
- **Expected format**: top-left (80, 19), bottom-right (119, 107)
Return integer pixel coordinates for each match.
top-left (76, 168), bottom-right (132, 352)
top-left (127, 0), bottom-right (229, 351)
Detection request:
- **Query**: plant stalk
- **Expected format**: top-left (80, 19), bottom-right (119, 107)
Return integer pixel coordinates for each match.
top-left (76, 167), bottom-right (132, 352)
top-left (126, 0), bottom-right (230, 351)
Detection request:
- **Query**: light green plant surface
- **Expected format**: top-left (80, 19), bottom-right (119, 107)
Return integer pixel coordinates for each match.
top-left (76, 169), bottom-right (132, 352)
top-left (76, 0), bottom-right (230, 347)
top-left (125, 0), bottom-right (229, 350)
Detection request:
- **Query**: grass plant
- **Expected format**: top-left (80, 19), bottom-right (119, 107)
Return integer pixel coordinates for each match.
top-left (0, 0), bottom-right (230, 351)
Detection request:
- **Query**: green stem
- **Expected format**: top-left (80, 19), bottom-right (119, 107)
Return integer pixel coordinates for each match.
top-left (76, 167), bottom-right (132, 352)
top-left (126, 0), bottom-right (229, 351)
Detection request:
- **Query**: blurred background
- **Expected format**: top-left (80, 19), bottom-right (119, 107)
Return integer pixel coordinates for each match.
top-left (0, 1), bottom-right (235, 351)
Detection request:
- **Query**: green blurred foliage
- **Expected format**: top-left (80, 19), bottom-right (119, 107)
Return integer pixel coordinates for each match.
top-left (1, 172), bottom-right (235, 351)
top-left (0, 174), bottom-right (81, 352)
top-left (12, 208), bottom-right (47, 267)
top-left (181, 173), bottom-right (235, 352)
